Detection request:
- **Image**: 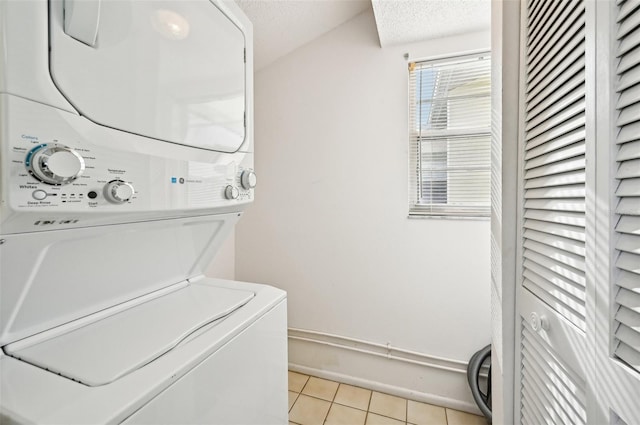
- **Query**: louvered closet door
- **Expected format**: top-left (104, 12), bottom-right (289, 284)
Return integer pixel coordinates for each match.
top-left (592, 1), bottom-right (640, 423)
top-left (615, 0), bottom-right (640, 380)
top-left (517, 0), bottom-right (591, 423)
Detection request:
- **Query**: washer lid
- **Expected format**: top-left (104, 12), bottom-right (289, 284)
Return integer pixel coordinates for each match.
top-left (4, 283), bottom-right (254, 387)
top-left (49, 0), bottom-right (247, 153)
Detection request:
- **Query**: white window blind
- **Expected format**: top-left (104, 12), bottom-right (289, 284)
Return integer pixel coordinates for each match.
top-left (408, 53), bottom-right (491, 217)
top-left (614, 0), bottom-right (640, 375)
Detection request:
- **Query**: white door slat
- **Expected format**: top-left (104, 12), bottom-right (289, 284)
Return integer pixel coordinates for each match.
top-left (525, 156), bottom-right (585, 179)
top-left (618, 44), bottom-right (640, 74)
top-left (617, 323), bottom-right (640, 350)
top-left (525, 101), bottom-right (585, 142)
top-left (524, 128), bottom-right (585, 160)
top-left (522, 386), bottom-right (556, 424)
top-left (617, 120), bottom-right (640, 143)
top-left (618, 0), bottom-right (640, 22)
top-left (524, 249), bottom-right (586, 288)
top-left (524, 239), bottom-right (586, 272)
top-left (617, 139), bottom-right (640, 160)
top-left (521, 358), bottom-right (585, 424)
top-left (524, 208), bottom-right (586, 227)
top-left (617, 80), bottom-right (640, 108)
top-left (524, 259), bottom-right (586, 301)
top-left (617, 64), bottom-right (640, 92)
top-left (525, 143), bottom-right (585, 170)
top-left (525, 85), bottom-right (585, 132)
top-left (618, 5), bottom-right (640, 39)
top-left (619, 24), bottom-right (640, 56)
top-left (523, 272), bottom-right (587, 319)
top-left (616, 341), bottom-right (640, 370)
top-left (524, 229), bottom-right (586, 256)
top-left (524, 198), bottom-right (586, 213)
top-left (618, 270), bottom-right (640, 292)
top-left (526, 73), bottom-right (585, 125)
top-left (616, 197), bottom-right (640, 215)
top-left (521, 373), bottom-right (579, 425)
top-left (522, 324), bottom-right (587, 401)
top-left (617, 288), bottom-right (640, 312)
top-left (616, 306), bottom-right (640, 330)
top-left (524, 219), bottom-right (586, 241)
top-left (617, 159), bottom-right (640, 179)
top-left (616, 215), bottom-right (640, 234)
top-left (524, 171), bottom-right (585, 189)
top-left (616, 178), bottom-right (640, 196)
top-left (527, 0), bottom-right (565, 51)
top-left (525, 185), bottom-right (586, 200)
top-left (527, 7), bottom-right (585, 84)
top-left (617, 233), bottom-right (640, 254)
top-left (617, 100), bottom-right (640, 126)
top-left (616, 251), bottom-right (640, 274)
top-left (525, 55), bottom-right (585, 112)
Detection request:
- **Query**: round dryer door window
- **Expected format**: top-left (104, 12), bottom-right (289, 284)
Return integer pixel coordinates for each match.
top-left (49, 0), bottom-right (246, 153)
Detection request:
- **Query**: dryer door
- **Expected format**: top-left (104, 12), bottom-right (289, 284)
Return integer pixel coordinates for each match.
top-left (48, 0), bottom-right (246, 153)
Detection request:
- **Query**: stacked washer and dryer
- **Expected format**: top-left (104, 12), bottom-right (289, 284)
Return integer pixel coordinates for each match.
top-left (0, 0), bottom-right (288, 423)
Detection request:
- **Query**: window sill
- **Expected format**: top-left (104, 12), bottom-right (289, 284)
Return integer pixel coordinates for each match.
top-left (407, 214), bottom-right (490, 221)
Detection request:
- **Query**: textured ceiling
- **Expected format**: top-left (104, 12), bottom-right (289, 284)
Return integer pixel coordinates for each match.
top-left (371, 0), bottom-right (491, 47)
top-left (236, 0), bottom-right (491, 70)
top-left (235, 0), bottom-right (371, 70)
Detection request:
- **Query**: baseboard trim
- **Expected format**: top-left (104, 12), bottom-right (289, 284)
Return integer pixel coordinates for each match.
top-left (289, 328), bottom-right (469, 374)
top-left (287, 328), bottom-right (484, 415)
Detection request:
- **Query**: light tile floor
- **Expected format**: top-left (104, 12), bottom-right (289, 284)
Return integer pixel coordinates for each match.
top-left (288, 371), bottom-right (488, 425)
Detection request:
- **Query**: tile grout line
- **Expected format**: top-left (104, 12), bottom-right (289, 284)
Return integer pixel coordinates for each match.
top-left (321, 380), bottom-right (340, 425)
top-left (364, 387), bottom-right (373, 424)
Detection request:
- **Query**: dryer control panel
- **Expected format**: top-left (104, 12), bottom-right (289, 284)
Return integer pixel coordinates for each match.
top-left (1, 95), bottom-right (255, 233)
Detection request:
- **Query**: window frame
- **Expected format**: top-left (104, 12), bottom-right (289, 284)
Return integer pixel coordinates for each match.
top-left (408, 51), bottom-right (492, 219)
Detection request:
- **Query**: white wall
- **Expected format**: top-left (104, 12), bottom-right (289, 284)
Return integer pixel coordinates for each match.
top-left (235, 9), bottom-right (491, 410)
top-left (205, 229), bottom-right (235, 280)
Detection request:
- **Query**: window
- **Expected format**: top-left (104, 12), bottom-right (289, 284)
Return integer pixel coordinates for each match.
top-left (408, 53), bottom-right (491, 217)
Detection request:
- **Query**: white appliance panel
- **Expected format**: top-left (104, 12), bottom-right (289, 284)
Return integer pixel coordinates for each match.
top-left (5, 284), bottom-right (255, 386)
top-left (0, 95), bottom-right (254, 235)
top-left (0, 1), bottom-right (76, 112)
top-left (0, 214), bottom-right (238, 346)
top-left (49, 0), bottom-right (246, 153)
top-left (123, 296), bottom-right (288, 425)
top-left (1, 280), bottom-right (287, 425)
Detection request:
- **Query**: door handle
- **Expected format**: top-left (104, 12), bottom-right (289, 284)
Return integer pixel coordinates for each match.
top-left (530, 312), bottom-right (550, 332)
top-left (63, 0), bottom-right (101, 47)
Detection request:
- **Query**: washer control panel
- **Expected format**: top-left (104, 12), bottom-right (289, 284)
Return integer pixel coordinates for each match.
top-left (0, 95), bottom-right (255, 232)
top-left (9, 134), bottom-right (255, 211)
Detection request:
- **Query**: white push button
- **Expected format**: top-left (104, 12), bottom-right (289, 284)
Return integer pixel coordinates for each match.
top-left (32, 190), bottom-right (47, 200)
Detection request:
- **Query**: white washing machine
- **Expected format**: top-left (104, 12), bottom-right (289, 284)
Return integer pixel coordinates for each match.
top-left (0, 1), bottom-right (288, 423)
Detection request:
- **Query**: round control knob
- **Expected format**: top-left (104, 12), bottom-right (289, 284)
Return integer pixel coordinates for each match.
top-left (240, 170), bottom-right (257, 190)
top-left (27, 144), bottom-right (85, 185)
top-left (225, 185), bottom-right (239, 200)
top-left (104, 180), bottom-right (135, 204)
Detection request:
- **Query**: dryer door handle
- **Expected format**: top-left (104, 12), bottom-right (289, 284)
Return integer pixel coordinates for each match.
top-left (63, 0), bottom-right (101, 47)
